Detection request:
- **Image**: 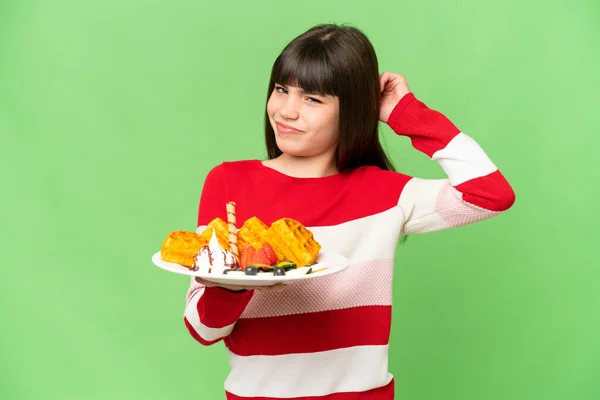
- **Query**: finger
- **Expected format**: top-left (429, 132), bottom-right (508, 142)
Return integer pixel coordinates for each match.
top-left (252, 284), bottom-right (284, 292)
top-left (271, 284), bottom-right (286, 292)
top-left (195, 278), bottom-right (225, 288)
top-left (194, 279), bottom-right (283, 292)
top-left (221, 285), bottom-right (251, 292)
top-left (196, 277), bottom-right (231, 288)
top-left (267, 284), bottom-right (286, 292)
top-left (393, 74), bottom-right (408, 89)
top-left (253, 285), bottom-right (274, 291)
top-left (379, 72), bottom-right (389, 93)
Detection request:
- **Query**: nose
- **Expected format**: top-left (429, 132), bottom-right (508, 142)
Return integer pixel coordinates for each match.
top-left (279, 95), bottom-right (300, 120)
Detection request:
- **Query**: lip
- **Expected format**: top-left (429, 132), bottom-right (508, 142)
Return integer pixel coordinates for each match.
top-left (275, 122), bottom-right (302, 134)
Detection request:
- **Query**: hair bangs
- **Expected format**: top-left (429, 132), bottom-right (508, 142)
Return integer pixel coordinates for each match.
top-left (271, 43), bottom-right (339, 96)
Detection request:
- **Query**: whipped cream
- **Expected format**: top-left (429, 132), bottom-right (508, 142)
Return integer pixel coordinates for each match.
top-left (192, 230), bottom-right (237, 274)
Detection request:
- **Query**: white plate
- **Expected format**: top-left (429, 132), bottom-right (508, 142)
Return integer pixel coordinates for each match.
top-left (151, 251), bottom-right (349, 286)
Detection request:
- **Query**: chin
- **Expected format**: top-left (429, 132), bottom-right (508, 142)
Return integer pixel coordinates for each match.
top-left (275, 142), bottom-right (308, 157)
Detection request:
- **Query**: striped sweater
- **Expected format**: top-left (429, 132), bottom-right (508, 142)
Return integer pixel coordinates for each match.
top-left (183, 93), bottom-right (515, 399)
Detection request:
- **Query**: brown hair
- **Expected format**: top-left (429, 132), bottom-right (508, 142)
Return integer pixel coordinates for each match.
top-left (264, 24), bottom-right (395, 172)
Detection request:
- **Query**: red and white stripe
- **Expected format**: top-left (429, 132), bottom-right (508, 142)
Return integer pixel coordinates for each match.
top-left (240, 259), bottom-right (393, 320)
top-left (184, 285), bottom-right (254, 346)
top-left (182, 91), bottom-right (515, 399)
top-left (184, 289), bottom-right (236, 344)
top-left (432, 132), bottom-right (498, 185)
top-left (185, 222), bottom-right (399, 397)
top-left (388, 93), bottom-right (515, 234)
top-left (225, 379), bottom-right (395, 400)
top-left (224, 346), bottom-right (393, 398)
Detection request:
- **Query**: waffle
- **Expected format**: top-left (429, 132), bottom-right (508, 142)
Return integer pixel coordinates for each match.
top-left (238, 216), bottom-right (269, 250)
top-left (161, 230), bottom-right (208, 267)
top-left (261, 218), bottom-right (321, 266)
top-left (200, 218), bottom-right (231, 250)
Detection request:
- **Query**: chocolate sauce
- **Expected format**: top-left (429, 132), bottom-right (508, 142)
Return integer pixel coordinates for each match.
top-left (192, 245), bottom-right (238, 273)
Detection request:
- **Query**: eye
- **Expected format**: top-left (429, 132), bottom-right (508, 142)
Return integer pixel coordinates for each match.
top-left (274, 85), bottom-right (287, 94)
top-left (307, 97), bottom-right (322, 104)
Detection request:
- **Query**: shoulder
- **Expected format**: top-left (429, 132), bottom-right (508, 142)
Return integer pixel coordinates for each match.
top-left (199, 160), bottom-right (261, 192)
top-left (209, 159), bottom-right (259, 171)
top-left (221, 159), bottom-right (261, 169)
top-left (205, 159), bottom-right (261, 177)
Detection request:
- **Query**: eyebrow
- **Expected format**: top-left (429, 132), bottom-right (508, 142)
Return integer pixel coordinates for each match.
top-left (300, 89), bottom-right (325, 96)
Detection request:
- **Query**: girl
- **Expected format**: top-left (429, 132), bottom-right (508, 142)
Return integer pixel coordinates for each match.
top-left (183, 24), bottom-right (515, 399)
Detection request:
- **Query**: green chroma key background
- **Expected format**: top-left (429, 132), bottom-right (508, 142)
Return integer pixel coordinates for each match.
top-left (1, 0), bottom-right (598, 399)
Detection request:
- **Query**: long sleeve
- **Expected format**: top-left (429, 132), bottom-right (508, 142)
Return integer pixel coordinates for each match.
top-left (386, 93), bottom-right (515, 234)
top-left (183, 164), bottom-right (254, 346)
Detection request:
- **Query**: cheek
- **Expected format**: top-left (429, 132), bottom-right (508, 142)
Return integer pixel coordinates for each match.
top-left (316, 110), bottom-right (339, 140)
top-left (266, 95), bottom-right (278, 117)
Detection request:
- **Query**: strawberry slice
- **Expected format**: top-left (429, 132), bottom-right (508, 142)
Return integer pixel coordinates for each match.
top-left (240, 244), bottom-right (256, 269)
top-left (253, 243), bottom-right (277, 266)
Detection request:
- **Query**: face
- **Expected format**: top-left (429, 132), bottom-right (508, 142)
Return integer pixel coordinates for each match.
top-left (266, 83), bottom-right (340, 158)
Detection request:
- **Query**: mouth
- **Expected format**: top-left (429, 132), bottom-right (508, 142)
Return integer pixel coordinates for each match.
top-left (275, 122), bottom-right (303, 134)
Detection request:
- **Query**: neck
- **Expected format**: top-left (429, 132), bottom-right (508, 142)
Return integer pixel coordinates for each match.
top-left (264, 151), bottom-right (338, 178)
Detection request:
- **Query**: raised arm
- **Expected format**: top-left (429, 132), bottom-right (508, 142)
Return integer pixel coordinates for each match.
top-left (380, 73), bottom-right (515, 234)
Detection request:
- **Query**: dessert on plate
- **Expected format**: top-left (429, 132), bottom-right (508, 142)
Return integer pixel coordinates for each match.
top-left (160, 230), bottom-right (207, 267)
top-left (159, 202), bottom-right (327, 277)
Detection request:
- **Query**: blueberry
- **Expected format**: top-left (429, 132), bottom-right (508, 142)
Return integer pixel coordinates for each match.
top-left (244, 266), bottom-right (257, 276)
top-left (273, 267), bottom-right (286, 276)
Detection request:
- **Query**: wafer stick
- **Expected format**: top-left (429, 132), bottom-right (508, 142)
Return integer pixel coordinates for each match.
top-left (226, 201), bottom-right (239, 264)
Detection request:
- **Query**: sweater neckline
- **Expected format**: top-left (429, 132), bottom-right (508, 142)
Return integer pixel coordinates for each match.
top-left (250, 159), bottom-right (351, 184)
